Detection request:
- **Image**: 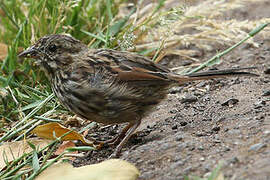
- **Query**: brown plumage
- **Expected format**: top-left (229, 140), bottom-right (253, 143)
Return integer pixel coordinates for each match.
top-left (18, 34), bottom-right (257, 157)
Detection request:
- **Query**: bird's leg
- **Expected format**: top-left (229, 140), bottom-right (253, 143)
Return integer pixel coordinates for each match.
top-left (107, 123), bottom-right (133, 145)
top-left (109, 119), bottom-right (141, 158)
top-left (95, 123), bottom-right (133, 148)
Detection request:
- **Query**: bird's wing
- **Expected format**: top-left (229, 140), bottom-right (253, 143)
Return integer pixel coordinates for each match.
top-left (87, 49), bottom-right (173, 82)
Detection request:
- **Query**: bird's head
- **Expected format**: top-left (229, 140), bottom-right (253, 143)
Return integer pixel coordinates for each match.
top-left (18, 34), bottom-right (86, 75)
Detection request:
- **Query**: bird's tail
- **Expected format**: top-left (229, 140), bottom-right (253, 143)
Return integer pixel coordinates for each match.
top-left (169, 67), bottom-right (258, 84)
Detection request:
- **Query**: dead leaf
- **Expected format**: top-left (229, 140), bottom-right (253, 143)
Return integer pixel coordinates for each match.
top-left (55, 141), bottom-right (76, 156)
top-left (0, 138), bottom-right (51, 169)
top-left (36, 159), bottom-right (140, 180)
top-left (31, 122), bottom-right (93, 146)
top-left (0, 43), bottom-right (8, 60)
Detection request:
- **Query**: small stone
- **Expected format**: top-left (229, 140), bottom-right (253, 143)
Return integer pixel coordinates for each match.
top-left (169, 87), bottom-right (183, 94)
top-left (221, 98), bottom-right (239, 107)
top-left (175, 134), bottom-right (183, 141)
top-left (255, 100), bottom-right (266, 106)
top-left (188, 145), bottom-right (195, 151)
top-left (263, 130), bottom-right (270, 135)
top-left (172, 125), bottom-right (178, 130)
top-left (197, 146), bottom-right (204, 151)
top-left (180, 121), bottom-right (188, 126)
top-left (264, 67), bottom-right (270, 74)
top-left (260, 78), bottom-right (270, 83)
top-left (255, 115), bottom-right (265, 120)
top-left (180, 95), bottom-right (198, 103)
top-left (200, 157), bottom-right (205, 161)
top-left (213, 139), bottom-right (221, 143)
top-left (196, 132), bottom-right (207, 137)
top-left (254, 100), bottom-right (266, 109)
top-left (212, 126), bottom-right (220, 132)
top-left (262, 90), bottom-right (270, 96)
top-left (249, 143), bottom-right (267, 152)
top-left (228, 156), bottom-right (239, 164)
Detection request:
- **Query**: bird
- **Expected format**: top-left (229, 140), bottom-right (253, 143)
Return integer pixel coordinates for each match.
top-left (18, 34), bottom-right (257, 157)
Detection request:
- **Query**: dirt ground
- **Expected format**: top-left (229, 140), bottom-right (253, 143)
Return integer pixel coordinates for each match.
top-left (72, 1), bottom-right (270, 179)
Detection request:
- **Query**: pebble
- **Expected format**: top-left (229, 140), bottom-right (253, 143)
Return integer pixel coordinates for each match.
top-left (254, 100), bottom-right (266, 109)
top-left (212, 126), bottom-right (221, 132)
top-left (200, 157), bottom-right (205, 161)
top-left (172, 125), bottom-right (178, 130)
top-left (180, 121), bottom-right (188, 126)
top-left (169, 87), bottom-right (183, 94)
top-left (197, 146), bottom-right (204, 151)
top-left (248, 143), bottom-right (267, 152)
top-left (175, 134), bottom-right (183, 141)
top-left (229, 156), bottom-right (239, 164)
top-left (262, 90), bottom-right (270, 96)
top-left (264, 67), bottom-right (270, 74)
top-left (221, 98), bottom-right (239, 106)
top-left (180, 95), bottom-right (198, 103)
top-left (196, 131), bottom-right (207, 137)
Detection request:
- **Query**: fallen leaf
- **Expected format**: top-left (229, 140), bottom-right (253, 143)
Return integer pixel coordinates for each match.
top-left (0, 138), bottom-right (51, 169)
top-left (36, 159), bottom-right (140, 180)
top-left (55, 141), bottom-right (76, 156)
top-left (31, 122), bottom-right (93, 146)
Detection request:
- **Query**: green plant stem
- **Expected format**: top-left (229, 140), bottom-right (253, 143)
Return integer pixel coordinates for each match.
top-left (187, 23), bottom-right (270, 74)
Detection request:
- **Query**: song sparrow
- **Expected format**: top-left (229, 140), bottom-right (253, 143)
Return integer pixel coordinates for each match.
top-left (19, 34), bottom-right (257, 157)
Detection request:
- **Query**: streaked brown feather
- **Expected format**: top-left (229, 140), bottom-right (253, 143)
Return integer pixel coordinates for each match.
top-left (18, 34), bottom-right (258, 157)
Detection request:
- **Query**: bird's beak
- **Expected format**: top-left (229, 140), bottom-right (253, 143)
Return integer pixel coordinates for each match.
top-left (18, 46), bottom-right (39, 58)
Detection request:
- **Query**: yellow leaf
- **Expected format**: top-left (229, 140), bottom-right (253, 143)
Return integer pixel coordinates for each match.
top-left (0, 138), bottom-right (51, 169)
top-left (31, 122), bottom-right (93, 146)
top-left (36, 159), bottom-right (140, 180)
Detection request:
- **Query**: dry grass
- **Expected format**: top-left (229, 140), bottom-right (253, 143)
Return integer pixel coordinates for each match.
top-left (119, 0), bottom-right (270, 63)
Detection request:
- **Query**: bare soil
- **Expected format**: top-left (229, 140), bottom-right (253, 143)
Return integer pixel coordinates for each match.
top-left (72, 1), bottom-right (270, 179)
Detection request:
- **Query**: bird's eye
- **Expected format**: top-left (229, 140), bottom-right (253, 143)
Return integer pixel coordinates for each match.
top-left (48, 44), bottom-right (57, 52)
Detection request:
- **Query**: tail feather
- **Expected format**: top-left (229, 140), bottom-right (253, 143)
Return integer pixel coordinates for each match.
top-left (187, 67), bottom-right (258, 77)
top-left (171, 67), bottom-right (258, 84)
